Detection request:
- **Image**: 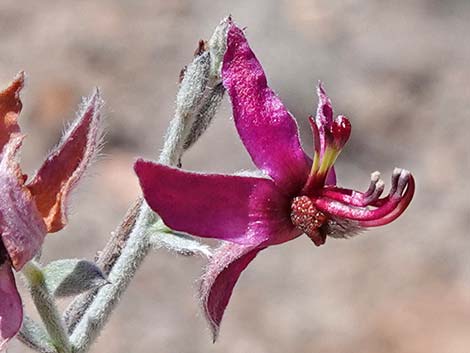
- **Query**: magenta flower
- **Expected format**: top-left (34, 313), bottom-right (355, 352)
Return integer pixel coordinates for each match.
top-left (0, 73), bottom-right (103, 349)
top-left (134, 23), bottom-right (414, 340)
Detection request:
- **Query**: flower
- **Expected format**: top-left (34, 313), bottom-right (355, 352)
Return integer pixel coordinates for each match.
top-left (134, 23), bottom-right (414, 341)
top-left (0, 72), bottom-right (103, 349)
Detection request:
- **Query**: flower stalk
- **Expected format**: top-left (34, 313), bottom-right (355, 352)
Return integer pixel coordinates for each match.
top-left (63, 18), bottom-right (229, 353)
top-left (22, 261), bottom-right (71, 353)
top-left (17, 315), bottom-right (56, 353)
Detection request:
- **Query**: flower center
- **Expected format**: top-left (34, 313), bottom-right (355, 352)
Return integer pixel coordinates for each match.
top-left (290, 196), bottom-right (328, 246)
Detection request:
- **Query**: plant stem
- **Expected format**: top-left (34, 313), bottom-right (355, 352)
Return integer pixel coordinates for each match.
top-left (69, 205), bottom-right (154, 352)
top-left (23, 261), bottom-right (71, 353)
top-left (64, 18), bottom-right (229, 353)
top-left (63, 198), bottom-right (142, 332)
top-left (68, 50), bottom-right (202, 351)
top-left (17, 315), bottom-right (57, 353)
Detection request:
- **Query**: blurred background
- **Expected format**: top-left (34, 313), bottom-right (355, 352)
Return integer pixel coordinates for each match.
top-left (2, 0), bottom-right (470, 352)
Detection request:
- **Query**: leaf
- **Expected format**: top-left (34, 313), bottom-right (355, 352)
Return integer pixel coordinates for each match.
top-left (148, 220), bottom-right (212, 258)
top-left (43, 259), bottom-right (109, 298)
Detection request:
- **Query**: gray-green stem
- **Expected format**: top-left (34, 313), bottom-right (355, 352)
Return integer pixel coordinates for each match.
top-left (69, 47), bottom-right (210, 353)
top-left (68, 104), bottom-right (186, 352)
top-left (65, 17), bottom-right (229, 353)
top-left (23, 261), bottom-right (71, 353)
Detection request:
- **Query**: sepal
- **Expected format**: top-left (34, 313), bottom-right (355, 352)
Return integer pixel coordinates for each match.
top-left (43, 259), bottom-right (109, 298)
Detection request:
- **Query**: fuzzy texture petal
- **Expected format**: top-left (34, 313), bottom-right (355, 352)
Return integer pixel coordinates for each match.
top-left (199, 242), bottom-right (265, 341)
top-left (0, 72), bottom-right (23, 152)
top-left (222, 24), bottom-right (310, 194)
top-left (135, 160), bottom-right (297, 245)
top-left (315, 83), bottom-right (334, 155)
top-left (27, 90), bottom-right (104, 233)
top-left (0, 262), bottom-right (23, 351)
top-left (0, 136), bottom-right (46, 270)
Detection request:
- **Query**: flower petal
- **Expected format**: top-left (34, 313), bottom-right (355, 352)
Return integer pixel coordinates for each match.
top-left (134, 159), bottom-right (297, 245)
top-left (326, 167), bottom-right (336, 185)
top-left (0, 262), bottom-right (23, 351)
top-left (27, 90), bottom-right (104, 233)
top-left (0, 136), bottom-right (46, 270)
top-left (222, 24), bottom-right (310, 194)
top-left (199, 242), bottom-right (265, 341)
top-left (315, 82), bottom-right (333, 155)
top-left (0, 72), bottom-right (24, 152)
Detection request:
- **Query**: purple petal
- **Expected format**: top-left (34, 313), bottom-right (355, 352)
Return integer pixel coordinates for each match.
top-left (199, 242), bottom-right (265, 341)
top-left (325, 167), bottom-right (336, 185)
top-left (0, 262), bottom-right (23, 350)
top-left (134, 160), bottom-right (298, 245)
top-left (315, 82), bottom-right (334, 155)
top-left (222, 24), bottom-right (310, 194)
top-left (27, 90), bottom-right (104, 233)
top-left (0, 136), bottom-right (46, 270)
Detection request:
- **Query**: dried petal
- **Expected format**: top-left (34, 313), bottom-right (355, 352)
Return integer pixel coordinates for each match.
top-left (27, 90), bottom-right (104, 232)
top-left (0, 136), bottom-right (46, 270)
top-left (222, 24), bottom-right (310, 194)
top-left (0, 263), bottom-right (23, 350)
top-left (0, 72), bottom-right (24, 151)
top-left (199, 242), bottom-right (265, 342)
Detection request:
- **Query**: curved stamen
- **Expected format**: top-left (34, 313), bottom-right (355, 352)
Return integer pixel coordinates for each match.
top-left (311, 169), bottom-right (413, 224)
top-left (319, 172), bottom-right (385, 207)
top-left (361, 174), bottom-right (415, 227)
top-left (368, 168), bottom-right (410, 207)
top-left (365, 171), bottom-right (382, 196)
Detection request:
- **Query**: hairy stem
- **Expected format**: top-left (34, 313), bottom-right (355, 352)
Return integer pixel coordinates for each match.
top-left (63, 198), bottom-right (142, 332)
top-left (17, 315), bottom-right (56, 353)
top-left (23, 261), bottom-right (71, 353)
top-left (68, 54), bottom-right (206, 352)
top-left (65, 18), bottom-right (229, 353)
top-left (69, 205), bottom-right (154, 353)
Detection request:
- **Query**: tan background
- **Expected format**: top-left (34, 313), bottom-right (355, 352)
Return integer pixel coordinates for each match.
top-left (3, 0), bottom-right (470, 352)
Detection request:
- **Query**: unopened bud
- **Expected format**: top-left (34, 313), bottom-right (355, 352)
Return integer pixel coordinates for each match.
top-left (207, 16), bottom-right (230, 83)
top-left (176, 51), bottom-right (210, 119)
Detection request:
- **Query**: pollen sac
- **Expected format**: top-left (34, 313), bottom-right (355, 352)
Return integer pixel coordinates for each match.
top-left (290, 196), bottom-right (327, 246)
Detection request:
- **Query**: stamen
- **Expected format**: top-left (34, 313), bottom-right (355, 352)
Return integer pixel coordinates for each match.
top-left (365, 171), bottom-right (381, 196)
top-left (361, 174), bottom-right (415, 227)
top-left (311, 169), bottom-right (414, 225)
top-left (388, 167), bottom-right (402, 196)
top-left (319, 172), bottom-right (385, 207)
